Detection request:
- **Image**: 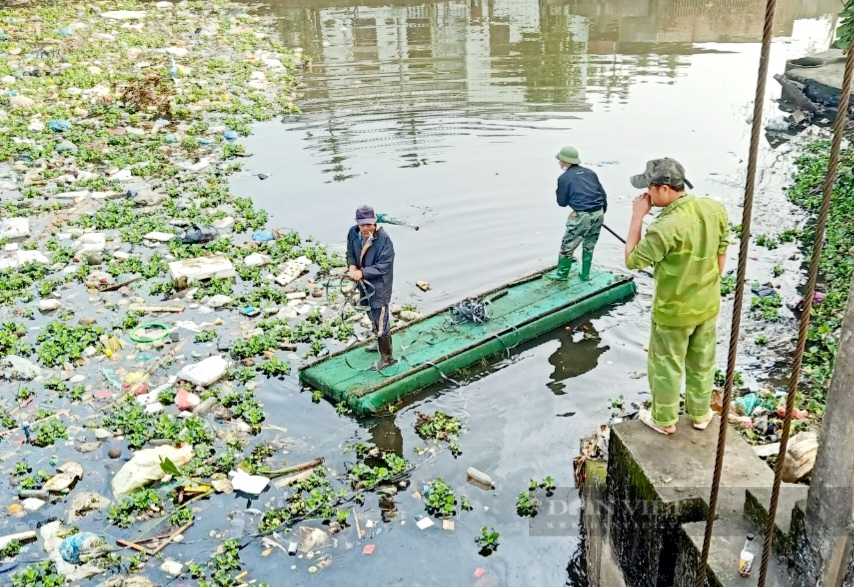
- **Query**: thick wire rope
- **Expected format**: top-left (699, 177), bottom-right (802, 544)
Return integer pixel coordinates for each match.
top-left (756, 39), bottom-right (854, 587)
top-left (694, 0), bottom-right (778, 580)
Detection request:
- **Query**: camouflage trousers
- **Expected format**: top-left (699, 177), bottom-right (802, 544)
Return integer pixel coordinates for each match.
top-left (559, 209), bottom-right (604, 259)
top-left (647, 316), bottom-right (718, 427)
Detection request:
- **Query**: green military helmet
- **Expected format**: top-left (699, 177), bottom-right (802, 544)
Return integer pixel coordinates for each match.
top-left (555, 146), bottom-right (581, 165)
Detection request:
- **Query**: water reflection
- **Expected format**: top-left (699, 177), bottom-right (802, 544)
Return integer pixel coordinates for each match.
top-left (547, 324), bottom-right (608, 395)
top-left (240, 0), bottom-right (837, 181)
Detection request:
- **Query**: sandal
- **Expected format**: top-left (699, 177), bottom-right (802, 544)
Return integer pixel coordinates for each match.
top-left (638, 409), bottom-right (675, 435)
top-left (692, 410), bottom-right (715, 430)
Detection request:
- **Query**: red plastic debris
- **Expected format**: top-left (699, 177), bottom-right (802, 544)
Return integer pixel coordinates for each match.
top-left (362, 544), bottom-right (375, 555)
top-left (132, 386), bottom-right (149, 397)
top-left (776, 405), bottom-right (809, 420)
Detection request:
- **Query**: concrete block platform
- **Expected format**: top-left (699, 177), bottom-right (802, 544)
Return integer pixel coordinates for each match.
top-left (677, 516), bottom-right (791, 587)
top-left (604, 414), bottom-right (795, 586)
top-left (745, 484), bottom-right (809, 559)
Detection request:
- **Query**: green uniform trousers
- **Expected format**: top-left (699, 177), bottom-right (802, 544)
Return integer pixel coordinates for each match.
top-left (648, 315), bottom-right (717, 427)
top-left (559, 209), bottom-right (604, 259)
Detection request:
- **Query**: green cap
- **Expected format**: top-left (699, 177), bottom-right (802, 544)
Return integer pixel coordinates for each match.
top-left (555, 146), bottom-right (581, 165)
top-left (630, 158), bottom-right (693, 190)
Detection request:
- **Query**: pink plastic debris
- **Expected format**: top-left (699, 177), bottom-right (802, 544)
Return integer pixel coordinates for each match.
top-left (474, 568), bottom-right (485, 578)
top-left (362, 544), bottom-right (375, 555)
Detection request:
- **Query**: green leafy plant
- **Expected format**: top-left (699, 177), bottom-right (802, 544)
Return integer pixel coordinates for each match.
top-left (36, 321), bottom-right (104, 367)
top-left (102, 399), bottom-right (153, 448)
top-left (772, 265), bottom-right (784, 277)
top-left (475, 526), bottom-right (500, 555)
top-left (720, 272), bottom-right (737, 296)
top-left (12, 461), bottom-right (31, 476)
top-left (195, 330), bottom-right (217, 343)
top-left (424, 478), bottom-right (458, 517)
top-left (755, 233), bottom-right (779, 249)
top-left (11, 561), bottom-right (66, 587)
top-left (336, 401), bottom-right (352, 416)
top-left (220, 391), bottom-right (266, 432)
top-left (107, 489), bottom-right (163, 528)
top-left (414, 411), bottom-right (463, 452)
top-left (31, 420), bottom-right (67, 447)
top-left (0, 539), bottom-right (21, 559)
top-left (170, 506), bottom-right (195, 527)
top-left (516, 490), bottom-right (540, 517)
top-left (348, 452), bottom-right (409, 490)
top-left (751, 292), bottom-right (783, 322)
top-left (714, 369), bottom-right (744, 389)
top-left (256, 357), bottom-right (290, 378)
top-left (16, 387), bottom-right (35, 402)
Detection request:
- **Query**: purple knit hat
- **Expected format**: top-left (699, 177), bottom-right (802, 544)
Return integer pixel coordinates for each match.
top-left (355, 205), bottom-right (376, 226)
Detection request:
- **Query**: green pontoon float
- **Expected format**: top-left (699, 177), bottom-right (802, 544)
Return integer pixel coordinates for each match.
top-left (299, 266), bottom-right (636, 414)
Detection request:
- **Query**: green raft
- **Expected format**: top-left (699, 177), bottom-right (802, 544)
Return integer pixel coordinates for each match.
top-left (299, 266), bottom-right (636, 414)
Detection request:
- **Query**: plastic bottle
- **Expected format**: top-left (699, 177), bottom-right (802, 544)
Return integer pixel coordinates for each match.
top-left (739, 533), bottom-right (755, 577)
top-left (466, 467), bottom-right (495, 489)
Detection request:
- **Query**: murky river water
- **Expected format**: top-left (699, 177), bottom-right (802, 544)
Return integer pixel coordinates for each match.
top-left (226, 0), bottom-right (836, 584)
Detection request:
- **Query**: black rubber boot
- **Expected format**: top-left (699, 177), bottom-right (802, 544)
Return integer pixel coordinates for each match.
top-left (372, 335), bottom-right (396, 370)
top-left (364, 324), bottom-right (379, 352)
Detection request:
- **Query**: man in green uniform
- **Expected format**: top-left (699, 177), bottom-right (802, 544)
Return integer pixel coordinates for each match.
top-left (624, 158), bottom-right (729, 434)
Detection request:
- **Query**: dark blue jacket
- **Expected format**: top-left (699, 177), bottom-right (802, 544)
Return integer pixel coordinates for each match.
top-left (346, 226), bottom-right (395, 309)
top-left (556, 165), bottom-right (608, 213)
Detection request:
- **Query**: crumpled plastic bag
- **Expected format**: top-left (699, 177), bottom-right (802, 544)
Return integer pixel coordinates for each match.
top-left (60, 532), bottom-right (104, 564)
top-left (111, 443), bottom-right (193, 499)
top-left (41, 521), bottom-right (104, 582)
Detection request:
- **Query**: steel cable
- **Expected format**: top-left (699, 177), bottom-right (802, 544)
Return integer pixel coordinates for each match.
top-left (756, 40), bottom-right (854, 587)
top-left (694, 0), bottom-right (779, 581)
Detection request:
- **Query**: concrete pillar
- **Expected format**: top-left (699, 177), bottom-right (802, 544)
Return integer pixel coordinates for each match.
top-left (796, 275), bottom-right (854, 586)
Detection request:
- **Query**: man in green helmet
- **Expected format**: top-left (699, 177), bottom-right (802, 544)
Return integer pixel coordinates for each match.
top-left (624, 158), bottom-right (729, 435)
top-left (547, 146), bottom-right (608, 282)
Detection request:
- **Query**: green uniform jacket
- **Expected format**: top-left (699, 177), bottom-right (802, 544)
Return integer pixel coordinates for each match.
top-left (626, 194), bottom-right (729, 327)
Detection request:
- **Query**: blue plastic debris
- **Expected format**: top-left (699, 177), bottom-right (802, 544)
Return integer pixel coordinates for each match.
top-left (163, 134), bottom-right (179, 144)
top-left (252, 229), bottom-right (275, 242)
top-left (224, 130), bottom-right (238, 142)
top-left (198, 138), bottom-right (213, 145)
top-left (59, 533), bottom-right (103, 564)
top-left (59, 28), bottom-right (73, 36)
top-left (5, 90), bottom-right (16, 96)
top-left (48, 119), bottom-right (72, 132)
top-left (55, 140), bottom-right (78, 154)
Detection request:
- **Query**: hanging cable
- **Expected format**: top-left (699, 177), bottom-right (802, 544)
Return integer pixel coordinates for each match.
top-left (694, 0), bottom-right (779, 581)
top-left (756, 41), bottom-right (854, 587)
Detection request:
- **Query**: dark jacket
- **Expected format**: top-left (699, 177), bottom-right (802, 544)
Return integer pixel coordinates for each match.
top-left (346, 226), bottom-right (395, 309)
top-left (556, 165), bottom-right (608, 213)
